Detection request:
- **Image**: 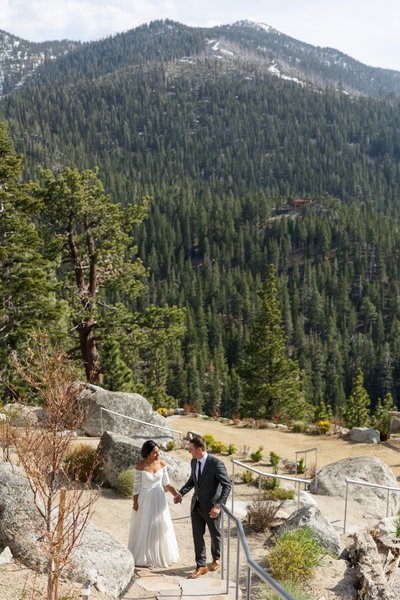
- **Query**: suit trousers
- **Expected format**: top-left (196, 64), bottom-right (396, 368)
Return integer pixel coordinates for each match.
top-left (191, 500), bottom-right (221, 567)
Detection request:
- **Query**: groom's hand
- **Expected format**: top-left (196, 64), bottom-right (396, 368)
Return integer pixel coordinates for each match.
top-left (209, 505), bottom-right (221, 519)
top-left (174, 492), bottom-right (182, 504)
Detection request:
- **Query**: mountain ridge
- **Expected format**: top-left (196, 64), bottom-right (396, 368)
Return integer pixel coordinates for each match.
top-left (1, 19), bottom-right (400, 99)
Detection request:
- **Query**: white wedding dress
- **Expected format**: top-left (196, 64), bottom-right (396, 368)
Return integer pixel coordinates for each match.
top-left (128, 466), bottom-right (179, 567)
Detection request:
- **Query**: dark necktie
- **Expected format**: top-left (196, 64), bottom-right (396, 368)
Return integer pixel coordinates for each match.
top-left (197, 460), bottom-right (202, 481)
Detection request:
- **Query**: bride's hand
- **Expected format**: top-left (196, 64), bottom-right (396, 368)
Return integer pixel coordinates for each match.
top-left (133, 499), bottom-right (139, 511)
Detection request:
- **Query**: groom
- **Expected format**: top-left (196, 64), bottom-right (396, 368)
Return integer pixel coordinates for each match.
top-left (174, 436), bottom-right (231, 578)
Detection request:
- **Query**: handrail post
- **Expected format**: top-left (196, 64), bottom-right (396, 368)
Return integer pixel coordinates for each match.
top-left (386, 488), bottom-right (390, 518)
top-left (100, 407), bottom-right (104, 435)
top-left (221, 510), bottom-right (225, 581)
top-left (297, 480), bottom-right (301, 510)
top-left (231, 461), bottom-right (235, 512)
top-left (236, 536), bottom-right (240, 600)
top-left (226, 514), bottom-right (231, 594)
top-left (344, 480), bottom-right (349, 534)
top-left (246, 566), bottom-right (252, 600)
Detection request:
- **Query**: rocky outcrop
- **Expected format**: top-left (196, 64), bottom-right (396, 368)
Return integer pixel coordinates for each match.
top-left (64, 521), bottom-right (134, 597)
top-left (78, 383), bottom-right (174, 444)
top-left (0, 463), bottom-right (45, 570)
top-left (2, 403), bottom-right (46, 427)
top-left (0, 462), bottom-right (134, 598)
top-left (347, 427), bottom-right (380, 444)
top-left (97, 431), bottom-right (191, 489)
top-left (349, 531), bottom-right (397, 600)
top-left (278, 504), bottom-right (342, 555)
top-left (310, 456), bottom-right (400, 517)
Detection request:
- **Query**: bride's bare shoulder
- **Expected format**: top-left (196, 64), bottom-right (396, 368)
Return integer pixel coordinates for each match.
top-left (136, 461), bottom-right (145, 471)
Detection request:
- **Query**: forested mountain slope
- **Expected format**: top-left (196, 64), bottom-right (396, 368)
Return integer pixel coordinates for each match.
top-left (2, 20), bottom-right (400, 417)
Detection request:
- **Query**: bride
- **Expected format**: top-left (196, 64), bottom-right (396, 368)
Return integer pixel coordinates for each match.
top-left (128, 439), bottom-right (180, 567)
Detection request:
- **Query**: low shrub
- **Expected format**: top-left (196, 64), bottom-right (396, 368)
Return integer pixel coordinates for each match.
top-left (64, 444), bottom-right (98, 481)
top-left (264, 487), bottom-right (295, 501)
top-left (116, 468), bottom-right (135, 497)
top-left (249, 445), bottom-right (263, 462)
top-left (316, 420), bottom-right (331, 435)
top-left (166, 439), bottom-right (176, 451)
top-left (395, 514), bottom-right (400, 538)
top-left (262, 477), bottom-right (280, 490)
top-left (203, 433), bottom-right (227, 454)
top-left (227, 443), bottom-right (236, 455)
top-left (291, 420), bottom-right (309, 433)
top-left (240, 469), bottom-right (254, 484)
top-left (269, 451), bottom-right (280, 472)
top-left (268, 527), bottom-right (325, 584)
top-left (248, 496), bottom-right (284, 532)
top-left (259, 580), bottom-right (312, 600)
top-left (297, 457), bottom-right (305, 474)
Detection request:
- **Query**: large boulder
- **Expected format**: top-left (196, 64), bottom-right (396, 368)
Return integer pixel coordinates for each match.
top-left (0, 462), bottom-right (134, 598)
top-left (278, 504), bottom-right (342, 555)
top-left (97, 431), bottom-right (191, 489)
top-left (64, 521), bottom-right (134, 597)
top-left (0, 462), bottom-right (45, 570)
top-left (78, 383), bottom-right (174, 444)
top-left (310, 456), bottom-right (400, 517)
top-left (347, 427), bottom-right (380, 444)
top-left (2, 403), bottom-right (46, 427)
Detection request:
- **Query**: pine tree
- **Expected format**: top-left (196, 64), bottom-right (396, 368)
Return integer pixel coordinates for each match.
top-left (101, 338), bottom-right (134, 392)
top-left (239, 265), bottom-right (310, 420)
top-left (35, 167), bottom-right (149, 382)
top-left (0, 121), bottom-right (65, 392)
top-left (344, 369), bottom-right (371, 428)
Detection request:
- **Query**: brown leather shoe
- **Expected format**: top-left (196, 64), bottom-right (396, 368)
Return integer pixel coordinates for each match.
top-left (210, 560), bottom-right (220, 571)
top-left (190, 566), bottom-right (209, 578)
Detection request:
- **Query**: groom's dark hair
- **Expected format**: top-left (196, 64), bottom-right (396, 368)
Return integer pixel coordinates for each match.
top-left (190, 436), bottom-right (206, 450)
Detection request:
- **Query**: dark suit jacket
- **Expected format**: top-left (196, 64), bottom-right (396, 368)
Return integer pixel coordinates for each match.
top-left (179, 454), bottom-right (231, 513)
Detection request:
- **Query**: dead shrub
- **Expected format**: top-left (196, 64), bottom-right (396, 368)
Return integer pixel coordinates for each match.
top-left (247, 495), bottom-right (284, 532)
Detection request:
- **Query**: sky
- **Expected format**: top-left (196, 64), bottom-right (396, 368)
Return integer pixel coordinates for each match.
top-left (1, 0), bottom-right (399, 72)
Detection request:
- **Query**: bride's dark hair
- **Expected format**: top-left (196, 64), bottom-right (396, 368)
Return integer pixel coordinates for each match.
top-left (141, 439), bottom-right (159, 458)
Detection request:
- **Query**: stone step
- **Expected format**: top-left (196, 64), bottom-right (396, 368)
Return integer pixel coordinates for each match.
top-left (133, 569), bottom-right (240, 599)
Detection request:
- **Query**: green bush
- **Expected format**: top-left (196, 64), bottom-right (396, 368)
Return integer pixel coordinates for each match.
top-left (166, 439), bottom-right (176, 451)
top-left (64, 444), bottom-right (98, 481)
top-left (116, 468), bottom-right (135, 497)
top-left (297, 457), bottom-right (305, 474)
top-left (269, 451), bottom-right (280, 472)
top-left (395, 513), bottom-right (400, 537)
top-left (240, 469), bottom-right (254, 484)
top-left (249, 445), bottom-right (263, 462)
top-left (291, 420), bottom-right (309, 433)
top-left (227, 443), bottom-right (236, 455)
top-left (263, 477), bottom-right (280, 490)
top-left (264, 487), bottom-right (295, 501)
top-left (260, 580), bottom-right (312, 600)
top-left (268, 527), bottom-right (325, 584)
top-left (203, 433), bottom-right (227, 454)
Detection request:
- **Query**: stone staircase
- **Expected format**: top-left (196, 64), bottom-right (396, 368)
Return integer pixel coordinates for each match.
top-left (120, 499), bottom-right (244, 600)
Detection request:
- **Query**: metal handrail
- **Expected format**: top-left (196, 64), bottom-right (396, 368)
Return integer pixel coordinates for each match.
top-left (231, 459), bottom-right (311, 510)
top-left (99, 407), bottom-right (183, 438)
top-left (343, 478), bottom-right (400, 533)
top-left (221, 504), bottom-right (295, 600)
